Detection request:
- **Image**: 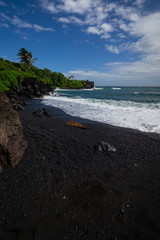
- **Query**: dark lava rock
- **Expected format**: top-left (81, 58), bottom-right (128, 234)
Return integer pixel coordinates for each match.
top-left (95, 141), bottom-right (117, 152)
top-left (32, 108), bottom-right (50, 117)
top-left (0, 93), bottom-right (27, 171)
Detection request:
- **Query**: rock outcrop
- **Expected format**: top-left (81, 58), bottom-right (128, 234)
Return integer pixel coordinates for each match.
top-left (84, 80), bottom-right (94, 89)
top-left (32, 108), bottom-right (50, 117)
top-left (0, 93), bottom-right (27, 171)
top-left (6, 78), bottom-right (54, 111)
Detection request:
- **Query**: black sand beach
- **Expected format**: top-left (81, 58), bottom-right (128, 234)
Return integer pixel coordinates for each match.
top-left (0, 100), bottom-right (160, 240)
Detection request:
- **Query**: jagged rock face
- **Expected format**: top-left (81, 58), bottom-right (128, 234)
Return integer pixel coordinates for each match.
top-left (0, 93), bottom-right (27, 171)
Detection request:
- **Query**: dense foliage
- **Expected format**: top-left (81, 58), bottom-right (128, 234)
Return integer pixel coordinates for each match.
top-left (0, 58), bottom-right (87, 92)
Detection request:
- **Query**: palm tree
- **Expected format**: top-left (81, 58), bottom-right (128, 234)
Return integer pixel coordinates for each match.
top-left (17, 48), bottom-right (37, 69)
top-left (68, 75), bottom-right (75, 80)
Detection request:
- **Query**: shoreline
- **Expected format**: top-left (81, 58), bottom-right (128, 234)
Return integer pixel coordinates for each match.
top-left (27, 97), bottom-right (160, 139)
top-left (0, 99), bottom-right (160, 239)
top-left (42, 88), bottom-right (160, 135)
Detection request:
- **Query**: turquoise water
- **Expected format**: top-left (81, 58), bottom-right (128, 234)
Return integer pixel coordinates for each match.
top-left (42, 87), bottom-right (160, 133)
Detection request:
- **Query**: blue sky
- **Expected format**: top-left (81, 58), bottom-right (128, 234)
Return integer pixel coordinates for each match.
top-left (0, 0), bottom-right (160, 86)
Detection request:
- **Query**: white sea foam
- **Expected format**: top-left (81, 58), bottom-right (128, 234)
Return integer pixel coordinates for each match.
top-left (83, 88), bottom-right (94, 91)
top-left (94, 87), bottom-right (104, 90)
top-left (134, 92), bottom-right (139, 94)
top-left (42, 95), bottom-right (160, 134)
top-left (55, 87), bottom-right (94, 91)
top-left (112, 88), bottom-right (121, 90)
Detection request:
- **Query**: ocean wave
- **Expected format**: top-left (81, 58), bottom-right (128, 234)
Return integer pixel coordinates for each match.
top-left (94, 87), bottom-right (104, 90)
top-left (42, 95), bottom-right (160, 134)
top-left (55, 87), bottom-right (94, 92)
top-left (133, 91), bottom-right (160, 96)
top-left (83, 88), bottom-right (94, 91)
top-left (45, 95), bottom-right (160, 109)
top-left (112, 88), bottom-right (121, 90)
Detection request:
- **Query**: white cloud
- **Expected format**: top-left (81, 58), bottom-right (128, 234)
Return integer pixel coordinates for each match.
top-left (87, 22), bottom-right (113, 39)
top-left (0, 1), bottom-right (6, 6)
top-left (40, 0), bottom-right (115, 27)
top-left (129, 13), bottom-right (139, 21)
top-left (105, 44), bottom-right (120, 54)
top-left (119, 23), bottom-right (129, 31)
top-left (119, 12), bottom-right (160, 56)
top-left (58, 17), bottom-right (71, 23)
top-left (38, 0), bottom-right (160, 83)
top-left (0, 13), bottom-right (54, 32)
top-left (58, 0), bottom-right (91, 14)
top-left (0, 22), bottom-right (9, 28)
top-left (134, 0), bottom-right (146, 6)
top-left (105, 54), bottom-right (160, 81)
top-left (27, 4), bottom-right (37, 8)
top-left (39, 0), bottom-right (57, 13)
top-left (101, 23), bottom-right (113, 32)
top-left (30, 0), bottom-right (160, 84)
top-left (129, 12), bottom-right (160, 36)
top-left (64, 54), bottom-right (160, 85)
top-left (0, 13), bottom-right (11, 21)
top-left (115, 5), bottom-right (139, 22)
top-left (105, 3), bottom-right (117, 12)
top-left (58, 16), bottom-right (84, 25)
top-left (12, 16), bottom-right (33, 28)
top-left (87, 26), bottom-right (100, 35)
top-left (33, 24), bottom-right (54, 32)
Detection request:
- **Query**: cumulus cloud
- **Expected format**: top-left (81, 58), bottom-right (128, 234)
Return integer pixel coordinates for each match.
top-left (39, 0), bottom-right (92, 14)
top-left (105, 45), bottom-right (120, 54)
top-left (40, 0), bottom-right (115, 26)
top-left (57, 0), bottom-right (91, 14)
top-left (37, 0), bottom-right (160, 84)
top-left (39, 0), bottom-right (57, 13)
top-left (129, 12), bottom-right (160, 36)
top-left (87, 26), bottom-right (100, 35)
top-left (104, 54), bottom-right (160, 85)
top-left (118, 12), bottom-right (160, 56)
top-left (58, 17), bottom-right (70, 24)
top-left (87, 23), bottom-right (113, 39)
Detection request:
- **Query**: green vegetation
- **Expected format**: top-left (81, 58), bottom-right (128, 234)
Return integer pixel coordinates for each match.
top-left (0, 49), bottom-right (89, 93)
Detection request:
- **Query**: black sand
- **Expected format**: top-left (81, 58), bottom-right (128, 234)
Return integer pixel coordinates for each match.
top-left (0, 100), bottom-right (160, 240)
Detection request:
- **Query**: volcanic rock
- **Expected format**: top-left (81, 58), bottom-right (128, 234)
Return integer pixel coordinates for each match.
top-left (0, 93), bottom-right (27, 171)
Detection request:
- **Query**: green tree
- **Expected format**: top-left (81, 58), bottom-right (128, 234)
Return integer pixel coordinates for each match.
top-left (17, 48), bottom-right (37, 69)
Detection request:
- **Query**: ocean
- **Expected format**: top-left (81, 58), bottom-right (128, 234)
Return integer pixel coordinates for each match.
top-left (42, 87), bottom-right (160, 134)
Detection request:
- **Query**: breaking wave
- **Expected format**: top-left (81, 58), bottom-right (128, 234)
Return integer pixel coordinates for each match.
top-left (42, 94), bottom-right (160, 134)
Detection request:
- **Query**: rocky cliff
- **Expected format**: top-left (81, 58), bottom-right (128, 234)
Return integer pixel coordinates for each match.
top-left (84, 80), bottom-right (94, 89)
top-left (0, 93), bottom-right (27, 171)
